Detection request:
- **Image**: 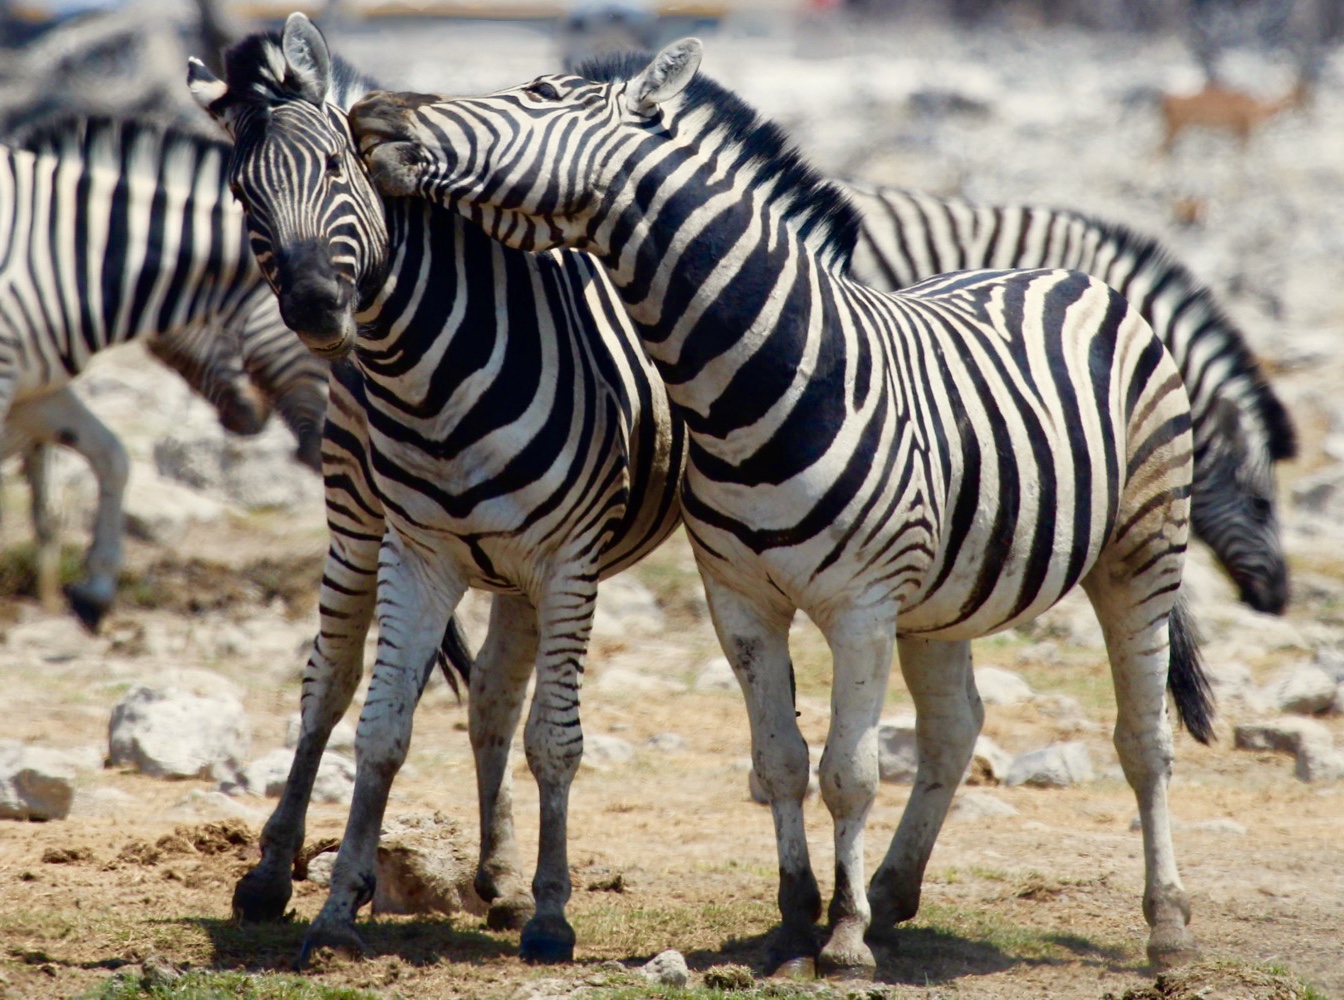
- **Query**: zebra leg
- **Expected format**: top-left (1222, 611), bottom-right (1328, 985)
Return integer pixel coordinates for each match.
top-left (814, 605), bottom-right (897, 980)
top-left (867, 637), bottom-right (982, 933)
top-left (298, 537), bottom-right (466, 967)
top-left (700, 573), bottom-right (818, 974)
top-left (232, 525), bottom-right (380, 923)
top-left (21, 443), bottom-right (62, 612)
top-left (469, 592), bottom-right (539, 931)
top-left (1083, 574), bottom-right (1197, 968)
top-left (517, 575), bottom-right (600, 964)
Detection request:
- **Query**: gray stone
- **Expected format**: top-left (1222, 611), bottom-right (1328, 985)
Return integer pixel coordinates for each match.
top-left (107, 684), bottom-right (250, 782)
top-left (949, 791), bottom-right (1019, 822)
top-left (591, 575), bottom-right (664, 639)
top-left (641, 950), bottom-right (689, 988)
top-left (693, 656), bottom-right (737, 692)
top-left (582, 733), bottom-right (636, 770)
top-left (122, 467), bottom-right (227, 544)
top-left (372, 814), bottom-right (488, 917)
top-left (153, 424), bottom-right (321, 512)
top-left (1234, 718), bottom-right (1332, 756)
top-left (975, 666), bottom-right (1034, 706)
top-left (1004, 742), bottom-right (1094, 788)
top-left (877, 716), bottom-right (918, 783)
top-left (645, 732), bottom-right (685, 752)
top-left (0, 743), bottom-right (77, 821)
top-left (965, 735), bottom-right (1013, 786)
top-left (237, 747), bottom-right (355, 805)
top-left (1267, 664), bottom-right (1339, 715)
top-left (1295, 742), bottom-right (1344, 783)
top-left (284, 714), bottom-right (357, 755)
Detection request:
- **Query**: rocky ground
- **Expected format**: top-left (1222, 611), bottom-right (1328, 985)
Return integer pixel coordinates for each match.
top-left (1, 7), bottom-right (1343, 1000)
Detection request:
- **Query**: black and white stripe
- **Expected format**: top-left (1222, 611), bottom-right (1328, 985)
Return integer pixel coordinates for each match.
top-left (190, 15), bottom-right (686, 965)
top-left (0, 117), bottom-right (327, 629)
top-left (844, 184), bottom-right (1294, 613)
top-left (350, 39), bottom-right (1215, 976)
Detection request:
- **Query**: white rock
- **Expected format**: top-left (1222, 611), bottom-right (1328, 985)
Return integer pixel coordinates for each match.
top-left (237, 747), bottom-right (355, 805)
top-left (1234, 717), bottom-right (1333, 756)
top-left (70, 786), bottom-right (137, 817)
top-left (122, 467), bottom-right (227, 545)
top-left (965, 735), bottom-right (1013, 786)
top-left (975, 666), bottom-right (1035, 706)
top-left (693, 656), bottom-right (738, 692)
top-left (373, 814), bottom-right (487, 917)
top-left (306, 851), bottom-right (336, 887)
top-left (591, 575), bottom-right (664, 639)
top-left (168, 789), bottom-right (266, 823)
top-left (153, 425), bottom-right (321, 512)
top-left (645, 732), bottom-right (685, 752)
top-left (1296, 743), bottom-right (1344, 783)
top-left (581, 733), bottom-right (635, 770)
top-left (284, 715), bottom-right (357, 755)
top-left (1004, 742), bottom-right (1094, 788)
top-left (641, 950), bottom-right (689, 988)
top-left (1266, 664), bottom-right (1339, 716)
top-left (949, 791), bottom-right (1019, 822)
top-left (107, 684), bottom-right (250, 782)
top-left (877, 715), bottom-right (918, 783)
top-left (0, 743), bottom-right (77, 821)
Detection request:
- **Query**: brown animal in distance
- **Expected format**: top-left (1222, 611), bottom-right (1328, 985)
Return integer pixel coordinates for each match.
top-left (1159, 81), bottom-right (1308, 154)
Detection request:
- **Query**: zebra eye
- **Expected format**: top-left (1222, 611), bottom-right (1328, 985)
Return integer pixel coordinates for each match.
top-left (526, 81), bottom-right (561, 101)
top-left (325, 152), bottom-right (344, 180)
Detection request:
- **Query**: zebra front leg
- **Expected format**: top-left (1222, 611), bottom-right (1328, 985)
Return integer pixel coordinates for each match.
top-left (297, 538), bottom-right (466, 967)
top-left (701, 574), bottom-right (818, 975)
top-left (1085, 576), bottom-right (1198, 968)
top-left (233, 526), bottom-right (380, 923)
top-left (470, 592), bottom-right (539, 931)
top-left (516, 575), bottom-right (600, 963)
top-left (21, 443), bottom-right (61, 612)
top-left (814, 604), bottom-right (897, 980)
top-left (868, 637), bottom-right (982, 933)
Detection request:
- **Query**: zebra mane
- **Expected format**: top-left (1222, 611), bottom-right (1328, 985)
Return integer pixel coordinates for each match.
top-left (577, 51), bottom-right (861, 271)
top-left (1077, 212), bottom-right (1297, 461)
top-left (14, 114), bottom-right (233, 195)
top-left (221, 31), bottom-right (379, 114)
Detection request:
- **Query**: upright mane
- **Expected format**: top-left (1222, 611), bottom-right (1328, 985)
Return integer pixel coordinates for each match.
top-left (577, 51), bottom-right (862, 271)
top-left (14, 114), bottom-right (234, 197)
top-left (220, 31), bottom-right (379, 113)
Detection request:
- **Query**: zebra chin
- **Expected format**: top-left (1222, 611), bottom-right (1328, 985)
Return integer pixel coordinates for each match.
top-left (295, 327), bottom-right (356, 360)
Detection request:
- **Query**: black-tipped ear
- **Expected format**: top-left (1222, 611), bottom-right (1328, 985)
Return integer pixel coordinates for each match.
top-left (282, 12), bottom-right (332, 106)
top-left (625, 37), bottom-right (702, 113)
top-left (188, 56), bottom-right (229, 112)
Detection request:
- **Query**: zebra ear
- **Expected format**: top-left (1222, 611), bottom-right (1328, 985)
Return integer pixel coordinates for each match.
top-left (626, 37), bottom-right (702, 113)
top-left (282, 12), bottom-right (333, 106)
top-left (187, 57), bottom-right (229, 113)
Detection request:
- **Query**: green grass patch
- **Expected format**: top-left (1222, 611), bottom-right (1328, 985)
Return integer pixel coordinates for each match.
top-left (78, 969), bottom-right (380, 1000)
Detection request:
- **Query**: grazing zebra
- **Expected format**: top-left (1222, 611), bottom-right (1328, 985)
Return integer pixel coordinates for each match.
top-left (844, 184), bottom-right (1295, 614)
top-left (188, 14), bottom-right (686, 965)
top-left (350, 40), bottom-right (1215, 977)
top-left (0, 116), bottom-right (328, 628)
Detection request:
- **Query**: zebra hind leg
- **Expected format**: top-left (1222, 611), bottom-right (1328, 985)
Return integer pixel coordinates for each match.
top-left (1083, 571), bottom-right (1199, 968)
top-left (700, 575), bottom-right (820, 976)
top-left (867, 637), bottom-right (981, 934)
top-left (469, 593), bottom-right (540, 931)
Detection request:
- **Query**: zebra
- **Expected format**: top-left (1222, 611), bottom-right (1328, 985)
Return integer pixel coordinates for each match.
top-left (843, 184), bottom-right (1295, 614)
top-left (187, 14), bottom-right (686, 965)
top-left (0, 116), bottom-right (329, 628)
top-left (349, 39), bottom-right (1216, 977)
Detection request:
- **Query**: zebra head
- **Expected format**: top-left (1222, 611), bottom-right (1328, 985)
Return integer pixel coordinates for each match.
top-left (187, 14), bottom-right (388, 361)
top-left (349, 39), bottom-right (704, 255)
top-left (1192, 396), bottom-right (1289, 614)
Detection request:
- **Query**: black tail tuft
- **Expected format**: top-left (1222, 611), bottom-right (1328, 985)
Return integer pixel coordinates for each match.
top-left (1167, 595), bottom-right (1216, 745)
top-left (435, 614), bottom-right (474, 700)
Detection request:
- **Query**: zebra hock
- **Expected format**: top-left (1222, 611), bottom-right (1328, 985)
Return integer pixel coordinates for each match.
top-left (0, 119), bottom-right (328, 630)
top-left (189, 13), bottom-right (685, 966)
top-left (351, 40), bottom-right (1215, 978)
top-left (844, 184), bottom-right (1295, 614)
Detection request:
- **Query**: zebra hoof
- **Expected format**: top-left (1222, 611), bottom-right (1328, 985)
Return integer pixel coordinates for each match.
top-left (519, 915), bottom-right (575, 964)
top-left (294, 916), bottom-right (367, 971)
top-left (232, 866), bottom-right (294, 924)
top-left (768, 956), bottom-right (817, 981)
top-left (1147, 923), bottom-right (1199, 970)
top-left (818, 919), bottom-right (876, 981)
top-left (64, 583), bottom-right (110, 634)
top-left (766, 924), bottom-right (820, 980)
top-left (486, 893), bottom-right (535, 932)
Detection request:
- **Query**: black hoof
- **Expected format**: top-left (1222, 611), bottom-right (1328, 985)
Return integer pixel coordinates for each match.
top-left (486, 894), bottom-right (535, 932)
top-left (64, 584), bottom-right (109, 634)
top-left (519, 916), bottom-right (575, 964)
top-left (294, 920), bottom-right (366, 971)
top-left (232, 868), bottom-right (294, 924)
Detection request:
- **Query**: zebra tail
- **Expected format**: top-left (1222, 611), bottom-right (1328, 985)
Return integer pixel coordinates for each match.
top-left (1167, 595), bottom-right (1216, 745)
top-left (435, 615), bottom-right (474, 700)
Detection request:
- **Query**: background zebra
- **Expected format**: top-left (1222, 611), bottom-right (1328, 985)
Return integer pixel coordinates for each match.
top-left (189, 14), bottom-right (686, 966)
top-left (0, 117), bottom-right (329, 629)
top-left (351, 39), bottom-right (1214, 977)
top-left (844, 184), bottom-right (1295, 614)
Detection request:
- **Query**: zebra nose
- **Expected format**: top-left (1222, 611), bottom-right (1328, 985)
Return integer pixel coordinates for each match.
top-left (273, 243), bottom-right (351, 335)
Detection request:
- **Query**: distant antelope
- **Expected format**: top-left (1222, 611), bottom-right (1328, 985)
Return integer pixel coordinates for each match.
top-left (1159, 81), bottom-right (1307, 154)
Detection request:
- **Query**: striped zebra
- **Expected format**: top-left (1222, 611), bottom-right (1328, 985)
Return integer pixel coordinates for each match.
top-left (350, 40), bottom-right (1215, 977)
top-left (188, 14), bottom-right (686, 965)
top-left (0, 117), bottom-right (329, 628)
top-left (844, 184), bottom-right (1295, 614)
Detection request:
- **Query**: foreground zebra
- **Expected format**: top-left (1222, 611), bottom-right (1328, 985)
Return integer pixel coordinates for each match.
top-left (350, 41), bottom-right (1215, 976)
top-left (0, 118), bottom-right (328, 628)
top-left (845, 185), bottom-right (1295, 613)
top-left (188, 15), bottom-right (686, 964)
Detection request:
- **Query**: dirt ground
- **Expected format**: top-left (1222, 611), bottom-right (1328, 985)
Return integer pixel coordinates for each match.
top-left (0, 515), bottom-right (1340, 1000)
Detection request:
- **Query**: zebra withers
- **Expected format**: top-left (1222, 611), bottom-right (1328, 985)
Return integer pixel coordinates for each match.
top-left (0, 118), bottom-right (327, 629)
top-left (350, 41), bottom-right (1214, 976)
top-left (844, 184), bottom-right (1295, 614)
top-left (188, 14), bottom-right (686, 965)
